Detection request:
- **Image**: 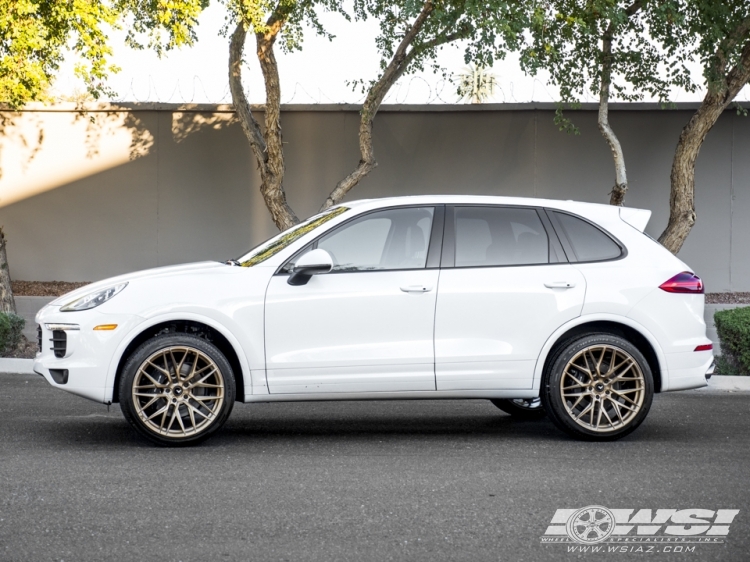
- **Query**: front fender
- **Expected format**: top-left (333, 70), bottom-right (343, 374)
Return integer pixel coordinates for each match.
top-left (104, 311), bottom-right (260, 404)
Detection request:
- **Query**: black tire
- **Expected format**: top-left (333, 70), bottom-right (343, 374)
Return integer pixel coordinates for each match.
top-left (541, 333), bottom-right (654, 441)
top-left (490, 398), bottom-right (546, 420)
top-left (119, 333), bottom-right (236, 446)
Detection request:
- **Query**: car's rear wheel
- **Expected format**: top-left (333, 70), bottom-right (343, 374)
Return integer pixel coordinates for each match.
top-left (490, 398), bottom-right (546, 420)
top-left (541, 333), bottom-right (653, 441)
top-left (119, 333), bottom-right (236, 446)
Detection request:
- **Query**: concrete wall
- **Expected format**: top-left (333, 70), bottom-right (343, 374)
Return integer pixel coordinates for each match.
top-left (1, 102), bottom-right (749, 291)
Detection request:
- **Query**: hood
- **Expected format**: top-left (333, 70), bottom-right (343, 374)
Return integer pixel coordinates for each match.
top-left (49, 261), bottom-right (227, 307)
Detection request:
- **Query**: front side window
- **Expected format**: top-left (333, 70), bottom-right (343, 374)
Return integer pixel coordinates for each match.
top-left (454, 207), bottom-right (549, 267)
top-left (553, 212), bottom-right (622, 262)
top-left (315, 207), bottom-right (434, 271)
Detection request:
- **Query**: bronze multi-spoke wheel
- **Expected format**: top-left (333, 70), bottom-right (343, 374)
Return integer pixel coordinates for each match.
top-left (120, 334), bottom-right (236, 446)
top-left (541, 333), bottom-right (653, 441)
top-left (490, 398), bottom-right (546, 420)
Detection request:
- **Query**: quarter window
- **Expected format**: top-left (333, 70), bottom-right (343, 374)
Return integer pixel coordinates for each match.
top-left (552, 212), bottom-right (622, 262)
top-left (454, 207), bottom-right (549, 267)
top-left (316, 207), bottom-right (434, 271)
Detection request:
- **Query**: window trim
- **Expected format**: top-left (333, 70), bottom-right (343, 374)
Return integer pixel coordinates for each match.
top-left (275, 204), bottom-right (445, 276)
top-left (441, 204), bottom-right (563, 270)
top-left (545, 208), bottom-right (628, 263)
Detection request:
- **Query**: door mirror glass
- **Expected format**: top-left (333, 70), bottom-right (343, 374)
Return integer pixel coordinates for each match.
top-left (288, 249), bottom-right (333, 285)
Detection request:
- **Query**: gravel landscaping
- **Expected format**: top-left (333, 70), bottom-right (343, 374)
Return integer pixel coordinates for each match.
top-left (12, 280), bottom-right (90, 297)
top-left (705, 292), bottom-right (750, 304)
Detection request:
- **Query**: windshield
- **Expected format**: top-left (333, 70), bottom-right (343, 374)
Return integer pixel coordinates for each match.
top-left (238, 206), bottom-right (350, 267)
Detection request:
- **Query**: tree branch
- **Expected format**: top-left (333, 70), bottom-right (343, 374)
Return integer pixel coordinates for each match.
top-left (320, 2), bottom-right (439, 210)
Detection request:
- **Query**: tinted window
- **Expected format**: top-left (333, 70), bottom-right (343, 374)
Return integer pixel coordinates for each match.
top-left (316, 207), bottom-right (434, 271)
top-left (454, 207), bottom-right (549, 267)
top-left (553, 212), bottom-right (621, 262)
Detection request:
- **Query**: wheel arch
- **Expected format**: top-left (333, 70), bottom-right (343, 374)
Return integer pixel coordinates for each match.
top-left (106, 315), bottom-right (252, 404)
top-left (533, 315), bottom-right (667, 393)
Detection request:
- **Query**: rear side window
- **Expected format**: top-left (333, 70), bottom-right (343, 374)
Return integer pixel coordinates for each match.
top-left (454, 207), bottom-right (549, 267)
top-left (552, 212), bottom-right (622, 262)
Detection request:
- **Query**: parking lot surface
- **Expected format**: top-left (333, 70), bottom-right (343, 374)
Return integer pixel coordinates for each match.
top-left (1, 372), bottom-right (748, 562)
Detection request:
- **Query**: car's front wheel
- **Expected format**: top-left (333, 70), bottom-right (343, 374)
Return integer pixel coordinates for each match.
top-left (541, 333), bottom-right (653, 441)
top-left (119, 333), bottom-right (236, 446)
top-left (490, 398), bottom-right (546, 420)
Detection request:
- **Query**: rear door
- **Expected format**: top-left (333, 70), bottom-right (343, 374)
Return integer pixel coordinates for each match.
top-left (434, 205), bottom-right (586, 391)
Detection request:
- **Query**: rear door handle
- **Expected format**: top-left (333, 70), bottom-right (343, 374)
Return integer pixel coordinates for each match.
top-left (400, 285), bottom-right (433, 293)
top-left (544, 281), bottom-right (576, 289)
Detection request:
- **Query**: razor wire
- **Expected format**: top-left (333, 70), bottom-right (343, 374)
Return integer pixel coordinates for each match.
top-left (106, 70), bottom-right (749, 106)
top-left (107, 71), bottom-right (548, 105)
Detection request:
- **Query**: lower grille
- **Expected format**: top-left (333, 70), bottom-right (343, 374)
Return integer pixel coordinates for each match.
top-left (37, 325), bottom-right (42, 350)
top-left (50, 330), bottom-right (67, 358)
top-left (49, 369), bottom-right (69, 384)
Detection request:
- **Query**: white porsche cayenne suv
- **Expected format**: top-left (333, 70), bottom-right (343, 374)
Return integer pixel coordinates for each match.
top-left (34, 196), bottom-right (714, 446)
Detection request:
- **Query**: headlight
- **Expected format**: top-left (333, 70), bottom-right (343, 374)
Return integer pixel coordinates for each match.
top-left (60, 283), bottom-right (128, 312)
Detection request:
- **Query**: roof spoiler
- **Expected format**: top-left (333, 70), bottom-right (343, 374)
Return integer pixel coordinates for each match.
top-left (619, 207), bottom-right (651, 232)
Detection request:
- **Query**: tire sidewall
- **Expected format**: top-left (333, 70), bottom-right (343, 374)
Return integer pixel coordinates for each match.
top-left (541, 333), bottom-right (654, 441)
top-left (119, 333), bottom-right (236, 446)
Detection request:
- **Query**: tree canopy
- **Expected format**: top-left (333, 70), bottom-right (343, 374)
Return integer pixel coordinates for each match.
top-left (522, 0), bottom-right (695, 124)
top-left (0, 0), bottom-right (207, 109)
top-left (519, 0), bottom-right (698, 206)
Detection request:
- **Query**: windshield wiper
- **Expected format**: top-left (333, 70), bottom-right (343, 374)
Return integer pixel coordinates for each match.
top-left (224, 259), bottom-right (241, 266)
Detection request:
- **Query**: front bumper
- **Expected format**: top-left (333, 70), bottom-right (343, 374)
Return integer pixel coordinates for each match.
top-left (34, 306), bottom-right (142, 403)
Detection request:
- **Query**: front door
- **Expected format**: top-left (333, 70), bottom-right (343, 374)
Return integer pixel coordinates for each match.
top-left (264, 206), bottom-right (441, 394)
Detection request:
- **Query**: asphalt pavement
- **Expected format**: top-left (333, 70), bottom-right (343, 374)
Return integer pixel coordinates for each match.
top-left (1, 372), bottom-right (748, 562)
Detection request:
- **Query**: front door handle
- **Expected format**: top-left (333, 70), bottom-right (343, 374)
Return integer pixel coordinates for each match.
top-left (544, 281), bottom-right (576, 289)
top-left (400, 285), bottom-right (433, 293)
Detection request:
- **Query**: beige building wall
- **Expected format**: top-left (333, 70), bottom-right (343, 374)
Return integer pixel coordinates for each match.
top-left (0, 103), bottom-right (748, 291)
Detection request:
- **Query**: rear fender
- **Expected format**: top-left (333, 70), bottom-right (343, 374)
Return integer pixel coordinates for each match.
top-left (532, 314), bottom-right (668, 391)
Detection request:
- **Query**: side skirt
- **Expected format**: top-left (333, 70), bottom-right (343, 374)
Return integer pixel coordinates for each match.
top-left (243, 389), bottom-right (538, 403)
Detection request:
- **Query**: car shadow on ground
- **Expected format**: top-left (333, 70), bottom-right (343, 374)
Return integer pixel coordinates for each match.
top-left (22, 409), bottom-right (567, 449)
top-left (8, 387), bottom-right (692, 449)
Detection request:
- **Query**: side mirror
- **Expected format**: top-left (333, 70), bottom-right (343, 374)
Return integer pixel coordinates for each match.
top-left (287, 249), bottom-right (333, 286)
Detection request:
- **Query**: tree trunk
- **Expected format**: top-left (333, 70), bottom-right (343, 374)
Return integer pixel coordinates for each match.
top-left (320, 2), bottom-right (437, 211)
top-left (658, 36), bottom-right (750, 254)
top-left (657, 100), bottom-right (724, 253)
top-left (599, 4), bottom-right (641, 206)
top-left (0, 227), bottom-right (17, 314)
top-left (599, 42), bottom-right (628, 206)
top-left (229, 21), bottom-right (299, 231)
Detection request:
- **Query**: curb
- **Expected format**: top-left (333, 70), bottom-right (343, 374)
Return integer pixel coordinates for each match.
top-left (699, 375), bottom-right (750, 392)
top-left (0, 358), bottom-right (34, 374)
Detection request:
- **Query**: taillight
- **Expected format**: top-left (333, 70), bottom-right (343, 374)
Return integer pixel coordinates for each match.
top-left (694, 344), bottom-right (713, 352)
top-left (659, 272), bottom-right (704, 294)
